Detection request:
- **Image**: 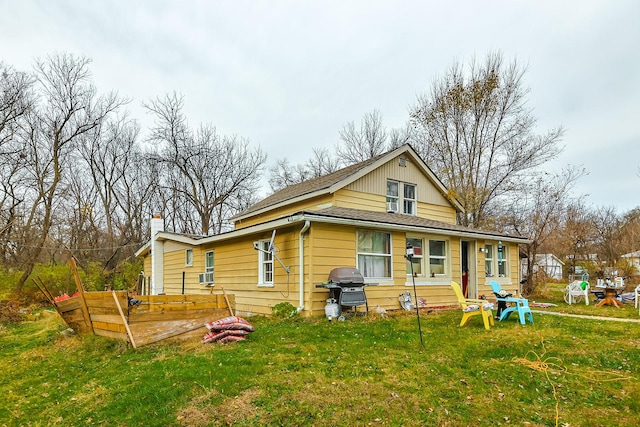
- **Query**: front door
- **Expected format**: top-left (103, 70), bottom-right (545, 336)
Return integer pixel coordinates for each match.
top-left (461, 241), bottom-right (477, 298)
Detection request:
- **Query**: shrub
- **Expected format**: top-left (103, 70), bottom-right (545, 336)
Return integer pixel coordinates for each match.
top-left (270, 302), bottom-right (298, 319)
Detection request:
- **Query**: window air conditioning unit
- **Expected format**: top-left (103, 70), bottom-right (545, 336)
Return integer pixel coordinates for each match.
top-left (198, 272), bottom-right (214, 284)
top-left (386, 201), bottom-right (399, 213)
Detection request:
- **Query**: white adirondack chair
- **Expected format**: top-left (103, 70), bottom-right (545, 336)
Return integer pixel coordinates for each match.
top-left (564, 280), bottom-right (589, 305)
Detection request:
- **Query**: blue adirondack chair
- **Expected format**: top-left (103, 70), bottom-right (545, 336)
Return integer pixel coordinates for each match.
top-left (489, 281), bottom-right (533, 325)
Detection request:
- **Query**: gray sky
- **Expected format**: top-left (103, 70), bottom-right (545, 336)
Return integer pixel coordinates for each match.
top-left (2, 0), bottom-right (639, 211)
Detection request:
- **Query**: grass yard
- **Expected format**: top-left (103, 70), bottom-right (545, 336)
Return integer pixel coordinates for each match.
top-left (1, 286), bottom-right (639, 427)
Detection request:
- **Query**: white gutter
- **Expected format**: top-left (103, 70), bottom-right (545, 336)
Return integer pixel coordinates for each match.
top-left (297, 220), bottom-right (311, 313)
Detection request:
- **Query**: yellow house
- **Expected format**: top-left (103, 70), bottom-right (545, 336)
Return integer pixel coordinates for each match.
top-left (135, 144), bottom-right (529, 316)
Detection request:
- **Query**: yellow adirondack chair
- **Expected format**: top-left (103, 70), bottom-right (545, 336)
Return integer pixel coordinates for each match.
top-left (450, 281), bottom-right (494, 330)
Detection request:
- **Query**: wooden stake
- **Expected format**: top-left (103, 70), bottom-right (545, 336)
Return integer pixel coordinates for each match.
top-left (112, 291), bottom-right (137, 349)
top-left (69, 257), bottom-right (94, 334)
top-left (32, 278), bottom-right (67, 325)
top-left (222, 286), bottom-right (234, 317)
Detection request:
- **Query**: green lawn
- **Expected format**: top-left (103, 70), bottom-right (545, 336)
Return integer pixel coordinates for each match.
top-left (1, 287), bottom-right (639, 427)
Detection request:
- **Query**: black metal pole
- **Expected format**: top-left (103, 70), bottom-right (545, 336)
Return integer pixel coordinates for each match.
top-left (405, 252), bottom-right (424, 350)
top-left (181, 271), bottom-right (185, 295)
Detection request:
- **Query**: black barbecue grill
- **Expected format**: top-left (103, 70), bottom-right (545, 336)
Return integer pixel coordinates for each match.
top-left (317, 267), bottom-right (372, 314)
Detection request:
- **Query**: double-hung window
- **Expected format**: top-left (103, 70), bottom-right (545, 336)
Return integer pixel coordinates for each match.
top-left (428, 240), bottom-right (447, 276)
top-left (357, 231), bottom-right (392, 279)
top-left (406, 237), bottom-right (449, 279)
top-left (386, 180), bottom-right (399, 212)
top-left (403, 184), bottom-right (416, 215)
top-left (497, 243), bottom-right (508, 277)
top-left (386, 180), bottom-right (416, 215)
top-left (485, 244), bottom-right (494, 277)
top-left (485, 243), bottom-right (508, 278)
top-left (204, 250), bottom-right (214, 284)
top-left (406, 237), bottom-right (423, 276)
top-left (257, 240), bottom-right (274, 286)
top-left (185, 248), bottom-right (193, 266)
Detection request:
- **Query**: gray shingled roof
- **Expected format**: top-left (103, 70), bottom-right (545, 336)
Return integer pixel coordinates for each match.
top-left (304, 206), bottom-right (527, 241)
top-left (234, 152), bottom-right (387, 218)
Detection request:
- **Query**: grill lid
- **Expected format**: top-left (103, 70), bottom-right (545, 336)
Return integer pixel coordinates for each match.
top-left (327, 267), bottom-right (365, 285)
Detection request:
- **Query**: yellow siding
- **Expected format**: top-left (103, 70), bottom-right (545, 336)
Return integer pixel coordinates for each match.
top-left (417, 204), bottom-right (457, 224)
top-left (345, 155), bottom-right (452, 207)
top-left (143, 256), bottom-right (151, 282)
top-left (477, 240), bottom-right (520, 297)
top-left (333, 188), bottom-right (385, 211)
top-left (142, 221), bottom-right (518, 315)
top-left (234, 195), bottom-right (333, 229)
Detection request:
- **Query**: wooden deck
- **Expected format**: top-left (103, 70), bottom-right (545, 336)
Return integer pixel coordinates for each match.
top-left (55, 291), bottom-right (235, 348)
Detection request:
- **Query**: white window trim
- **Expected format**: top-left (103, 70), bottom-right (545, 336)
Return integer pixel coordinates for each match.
top-left (386, 180), bottom-right (399, 212)
top-left (257, 240), bottom-right (274, 287)
top-left (485, 244), bottom-right (494, 277)
top-left (485, 243), bottom-right (510, 279)
top-left (356, 230), bottom-right (393, 282)
top-left (497, 244), bottom-right (509, 278)
top-left (185, 248), bottom-right (193, 267)
top-left (386, 179), bottom-right (417, 216)
top-left (406, 237), bottom-right (424, 277)
top-left (403, 183), bottom-right (417, 215)
top-left (404, 236), bottom-right (451, 286)
top-left (428, 239), bottom-right (447, 277)
top-left (205, 250), bottom-right (214, 273)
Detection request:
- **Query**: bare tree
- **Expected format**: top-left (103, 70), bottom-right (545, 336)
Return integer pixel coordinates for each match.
top-left (13, 53), bottom-right (124, 292)
top-left (503, 166), bottom-right (585, 295)
top-left (410, 51), bottom-right (565, 227)
top-left (0, 64), bottom-right (34, 266)
top-left (591, 206), bottom-right (624, 273)
top-left (146, 92), bottom-right (266, 235)
top-left (336, 109), bottom-right (389, 164)
top-left (268, 158), bottom-right (310, 193)
top-left (548, 200), bottom-right (597, 278)
top-left (305, 147), bottom-right (341, 177)
top-left (268, 148), bottom-right (341, 193)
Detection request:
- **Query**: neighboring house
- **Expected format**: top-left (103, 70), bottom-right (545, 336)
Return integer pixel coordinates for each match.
top-left (521, 254), bottom-right (565, 281)
top-left (135, 144), bottom-right (529, 316)
top-left (621, 251), bottom-right (640, 275)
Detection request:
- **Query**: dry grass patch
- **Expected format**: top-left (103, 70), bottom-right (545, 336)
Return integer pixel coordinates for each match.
top-left (177, 387), bottom-right (263, 427)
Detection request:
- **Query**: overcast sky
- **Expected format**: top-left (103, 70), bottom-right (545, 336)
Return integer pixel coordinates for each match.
top-left (2, 0), bottom-right (639, 211)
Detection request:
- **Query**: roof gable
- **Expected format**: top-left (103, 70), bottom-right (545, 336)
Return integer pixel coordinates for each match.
top-left (231, 144), bottom-right (462, 222)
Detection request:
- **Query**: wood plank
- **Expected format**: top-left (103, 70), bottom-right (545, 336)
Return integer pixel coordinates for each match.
top-left (128, 308), bottom-right (222, 323)
top-left (88, 306), bottom-right (120, 316)
top-left (130, 318), bottom-right (211, 347)
top-left (93, 328), bottom-right (128, 341)
top-left (88, 314), bottom-right (123, 324)
top-left (55, 297), bottom-right (82, 312)
top-left (113, 291), bottom-right (137, 348)
top-left (68, 257), bottom-right (94, 334)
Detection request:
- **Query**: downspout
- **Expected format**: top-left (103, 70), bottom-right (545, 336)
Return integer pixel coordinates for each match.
top-left (297, 221), bottom-right (311, 313)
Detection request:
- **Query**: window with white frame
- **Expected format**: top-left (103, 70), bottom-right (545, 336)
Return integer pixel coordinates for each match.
top-left (406, 237), bottom-right (423, 276)
top-left (357, 231), bottom-right (392, 279)
top-left (386, 179), bottom-right (417, 215)
top-left (205, 251), bottom-right (214, 274)
top-left (403, 183), bottom-right (416, 215)
top-left (497, 243), bottom-right (508, 277)
top-left (485, 243), bottom-right (508, 278)
top-left (428, 239), bottom-right (447, 276)
top-left (185, 248), bottom-right (193, 266)
top-left (485, 244), bottom-right (494, 277)
top-left (257, 240), bottom-right (274, 285)
top-left (386, 180), bottom-right (399, 212)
